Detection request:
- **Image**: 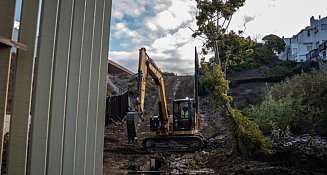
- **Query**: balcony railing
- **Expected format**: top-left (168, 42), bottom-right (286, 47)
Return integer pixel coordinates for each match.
top-left (319, 41), bottom-right (327, 52)
top-left (307, 49), bottom-right (320, 60)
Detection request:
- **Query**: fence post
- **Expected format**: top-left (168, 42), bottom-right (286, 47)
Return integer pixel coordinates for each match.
top-left (0, 0), bottom-right (17, 172)
top-left (28, 0), bottom-right (60, 174)
top-left (74, 0), bottom-right (96, 174)
top-left (46, 0), bottom-right (75, 174)
top-left (61, 0), bottom-right (87, 174)
top-left (85, 0), bottom-right (105, 173)
top-left (95, 0), bottom-right (112, 173)
top-left (7, 0), bottom-right (40, 174)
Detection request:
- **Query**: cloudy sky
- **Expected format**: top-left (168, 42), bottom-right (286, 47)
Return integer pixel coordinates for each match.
top-left (109, 0), bottom-right (327, 74)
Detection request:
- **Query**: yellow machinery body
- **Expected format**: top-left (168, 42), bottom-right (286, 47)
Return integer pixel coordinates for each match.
top-left (126, 48), bottom-right (203, 151)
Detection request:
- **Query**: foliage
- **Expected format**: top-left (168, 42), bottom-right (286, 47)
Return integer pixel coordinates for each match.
top-left (219, 31), bottom-right (255, 68)
top-left (202, 64), bottom-right (232, 110)
top-left (243, 90), bottom-right (303, 133)
top-left (230, 59), bottom-right (261, 72)
top-left (244, 71), bottom-right (327, 136)
top-left (230, 43), bottom-right (279, 72)
top-left (230, 109), bottom-right (271, 154)
top-left (262, 34), bottom-right (285, 54)
top-left (202, 64), bottom-right (271, 156)
top-left (262, 61), bottom-right (295, 77)
top-left (193, 0), bottom-right (246, 66)
top-left (193, 0), bottom-right (246, 48)
top-left (251, 43), bottom-right (277, 64)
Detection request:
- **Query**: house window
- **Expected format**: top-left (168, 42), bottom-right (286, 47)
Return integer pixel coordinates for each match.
top-left (322, 24), bottom-right (327, 30)
top-left (307, 30), bottom-right (310, 36)
top-left (307, 46), bottom-right (312, 51)
top-left (323, 51), bottom-right (326, 59)
top-left (292, 48), bottom-right (297, 54)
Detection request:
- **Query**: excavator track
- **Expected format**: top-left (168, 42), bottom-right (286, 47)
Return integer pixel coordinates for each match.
top-left (142, 135), bottom-right (204, 152)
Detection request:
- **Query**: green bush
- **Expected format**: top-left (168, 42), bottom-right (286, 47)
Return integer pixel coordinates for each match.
top-left (231, 59), bottom-right (260, 72)
top-left (244, 71), bottom-right (327, 136)
top-left (262, 61), bottom-right (296, 77)
top-left (243, 90), bottom-right (303, 134)
top-left (230, 43), bottom-right (278, 72)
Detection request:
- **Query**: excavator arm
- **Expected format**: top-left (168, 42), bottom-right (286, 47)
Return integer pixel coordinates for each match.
top-left (137, 48), bottom-right (169, 133)
top-left (127, 48), bottom-right (170, 141)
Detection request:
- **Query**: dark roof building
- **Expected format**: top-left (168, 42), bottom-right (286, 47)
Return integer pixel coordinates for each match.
top-left (108, 59), bottom-right (134, 75)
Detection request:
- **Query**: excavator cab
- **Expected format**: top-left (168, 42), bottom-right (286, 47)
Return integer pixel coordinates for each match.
top-left (173, 99), bottom-right (196, 131)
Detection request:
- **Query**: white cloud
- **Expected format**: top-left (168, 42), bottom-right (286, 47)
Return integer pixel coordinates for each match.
top-left (110, 0), bottom-right (206, 74)
top-left (113, 22), bottom-right (141, 44)
top-left (14, 21), bottom-right (20, 29)
top-left (146, 0), bottom-right (196, 31)
top-left (109, 50), bottom-right (139, 72)
top-left (229, 0), bottom-right (327, 39)
top-left (112, 0), bottom-right (145, 20)
top-left (120, 42), bottom-right (129, 48)
top-left (146, 24), bottom-right (203, 74)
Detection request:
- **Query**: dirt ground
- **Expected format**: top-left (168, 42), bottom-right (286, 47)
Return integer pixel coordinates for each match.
top-left (103, 71), bottom-right (327, 175)
top-left (103, 95), bottom-right (327, 175)
top-left (102, 96), bottom-right (222, 174)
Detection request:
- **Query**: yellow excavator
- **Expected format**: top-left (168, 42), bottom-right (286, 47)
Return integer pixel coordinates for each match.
top-left (126, 47), bottom-right (203, 151)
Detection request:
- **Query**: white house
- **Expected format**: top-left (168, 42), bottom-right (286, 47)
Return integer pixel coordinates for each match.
top-left (283, 16), bottom-right (327, 62)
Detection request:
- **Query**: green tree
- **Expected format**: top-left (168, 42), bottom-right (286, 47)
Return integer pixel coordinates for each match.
top-left (252, 43), bottom-right (277, 64)
top-left (262, 34), bottom-right (285, 54)
top-left (201, 63), bottom-right (271, 157)
top-left (195, 0), bottom-right (270, 157)
top-left (193, 0), bottom-right (246, 65)
top-left (219, 31), bottom-right (255, 72)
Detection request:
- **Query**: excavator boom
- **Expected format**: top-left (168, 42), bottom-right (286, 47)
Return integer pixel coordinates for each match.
top-left (137, 48), bottom-right (169, 133)
top-left (127, 48), bottom-right (170, 141)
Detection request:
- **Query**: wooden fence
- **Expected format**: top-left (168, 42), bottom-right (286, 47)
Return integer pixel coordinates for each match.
top-left (0, 0), bottom-right (112, 174)
top-left (106, 91), bottom-right (130, 125)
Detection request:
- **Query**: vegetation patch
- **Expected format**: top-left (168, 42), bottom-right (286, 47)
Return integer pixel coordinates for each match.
top-left (262, 61), bottom-right (296, 77)
top-left (244, 71), bottom-right (327, 136)
top-left (201, 63), bottom-right (271, 157)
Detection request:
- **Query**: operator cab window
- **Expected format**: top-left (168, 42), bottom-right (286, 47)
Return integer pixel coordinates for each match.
top-left (173, 100), bottom-right (194, 131)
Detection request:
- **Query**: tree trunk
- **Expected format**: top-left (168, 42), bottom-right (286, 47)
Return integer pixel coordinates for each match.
top-left (224, 103), bottom-right (249, 159)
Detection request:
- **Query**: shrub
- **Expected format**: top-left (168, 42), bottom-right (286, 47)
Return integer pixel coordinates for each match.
top-left (262, 61), bottom-right (296, 77)
top-left (244, 71), bottom-right (327, 136)
top-left (243, 90), bottom-right (303, 134)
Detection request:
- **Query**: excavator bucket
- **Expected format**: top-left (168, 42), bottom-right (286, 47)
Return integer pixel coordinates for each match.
top-left (126, 112), bottom-right (139, 142)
